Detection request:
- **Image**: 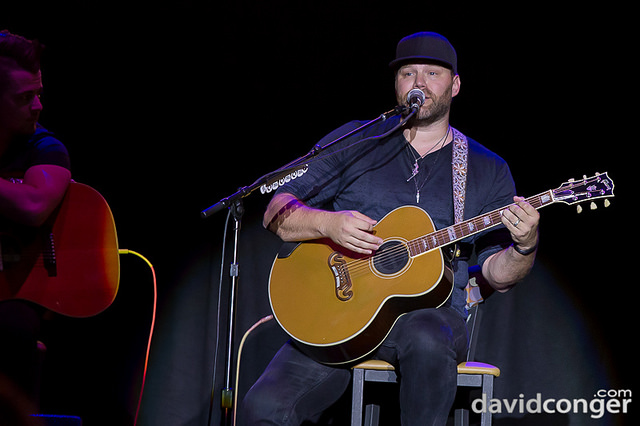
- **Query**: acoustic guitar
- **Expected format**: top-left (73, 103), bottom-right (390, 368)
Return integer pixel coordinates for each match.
top-left (268, 173), bottom-right (615, 364)
top-left (0, 182), bottom-right (120, 317)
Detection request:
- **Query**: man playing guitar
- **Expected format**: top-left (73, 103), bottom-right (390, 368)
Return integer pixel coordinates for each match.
top-left (241, 32), bottom-right (540, 424)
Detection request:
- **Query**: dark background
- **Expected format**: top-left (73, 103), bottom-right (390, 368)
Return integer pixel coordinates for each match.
top-left (3, 2), bottom-right (634, 425)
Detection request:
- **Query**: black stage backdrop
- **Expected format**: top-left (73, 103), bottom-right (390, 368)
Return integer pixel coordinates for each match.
top-left (3, 2), bottom-right (634, 425)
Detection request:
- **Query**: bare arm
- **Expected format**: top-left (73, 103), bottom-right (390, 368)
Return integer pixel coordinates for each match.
top-left (482, 196), bottom-right (540, 292)
top-left (263, 192), bottom-right (383, 255)
top-left (0, 164), bottom-right (71, 226)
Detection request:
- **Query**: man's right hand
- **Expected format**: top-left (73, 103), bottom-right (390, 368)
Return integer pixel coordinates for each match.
top-left (264, 193), bottom-right (382, 255)
top-left (320, 210), bottom-right (382, 255)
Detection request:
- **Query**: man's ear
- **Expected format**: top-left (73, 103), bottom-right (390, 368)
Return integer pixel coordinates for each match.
top-left (452, 74), bottom-right (461, 98)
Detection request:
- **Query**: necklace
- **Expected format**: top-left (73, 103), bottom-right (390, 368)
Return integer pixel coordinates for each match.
top-left (406, 125), bottom-right (451, 203)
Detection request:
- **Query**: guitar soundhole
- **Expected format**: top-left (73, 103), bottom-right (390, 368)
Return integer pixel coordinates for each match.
top-left (373, 240), bottom-right (409, 275)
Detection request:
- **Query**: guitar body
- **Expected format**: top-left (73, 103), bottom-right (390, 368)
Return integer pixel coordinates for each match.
top-left (0, 182), bottom-right (120, 317)
top-left (269, 205), bottom-right (453, 364)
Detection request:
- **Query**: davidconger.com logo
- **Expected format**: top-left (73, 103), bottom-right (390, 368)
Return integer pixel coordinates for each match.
top-left (472, 389), bottom-right (632, 419)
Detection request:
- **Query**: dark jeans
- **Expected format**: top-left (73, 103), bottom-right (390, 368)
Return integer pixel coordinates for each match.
top-left (240, 306), bottom-right (469, 425)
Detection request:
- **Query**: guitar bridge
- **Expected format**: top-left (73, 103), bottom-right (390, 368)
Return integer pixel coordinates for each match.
top-left (328, 251), bottom-right (352, 301)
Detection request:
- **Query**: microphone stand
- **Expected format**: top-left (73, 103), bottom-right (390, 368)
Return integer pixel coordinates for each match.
top-left (201, 105), bottom-right (408, 425)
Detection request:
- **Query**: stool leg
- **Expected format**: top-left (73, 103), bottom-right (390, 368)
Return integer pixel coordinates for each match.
top-left (351, 368), bottom-right (365, 426)
top-left (480, 375), bottom-right (494, 426)
top-left (454, 407), bottom-right (469, 426)
top-left (364, 404), bottom-right (380, 426)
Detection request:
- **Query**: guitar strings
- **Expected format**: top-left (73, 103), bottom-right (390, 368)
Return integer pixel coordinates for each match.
top-left (337, 210), bottom-right (496, 278)
top-left (341, 219), bottom-right (465, 277)
top-left (337, 196), bottom-right (527, 278)
top-left (340, 242), bottom-right (416, 278)
top-left (333, 187), bottom-right (598, 281)
top-left (343, 213), bottom-right (487, 278)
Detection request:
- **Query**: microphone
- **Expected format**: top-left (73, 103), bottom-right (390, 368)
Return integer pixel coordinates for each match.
top-left (407, 88), bottom-right (425, 111)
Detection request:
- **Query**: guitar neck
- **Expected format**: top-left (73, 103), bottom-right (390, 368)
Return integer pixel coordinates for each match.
top-left (408, 191), bottom-right (555, 257)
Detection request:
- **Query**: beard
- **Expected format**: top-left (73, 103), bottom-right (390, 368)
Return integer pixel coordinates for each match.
top-left (400, 83), bottom-right (454, 126)
top-left (415, 92), bottom-right (451, 125)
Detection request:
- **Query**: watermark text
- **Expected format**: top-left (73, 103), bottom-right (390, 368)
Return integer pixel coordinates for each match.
top-left (472, 390), bottom-right (632, 419)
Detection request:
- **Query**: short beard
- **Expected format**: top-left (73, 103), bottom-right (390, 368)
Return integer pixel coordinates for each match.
top-left (413, 84), bottom-right (453, 126)
top-left (398, 81), bottom-right (454, 127)
top-left (414, 101), bottom-right (450, 127)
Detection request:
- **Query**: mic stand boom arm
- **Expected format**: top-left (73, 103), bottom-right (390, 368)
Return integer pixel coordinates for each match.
top-left (200, 104), bottom-right (407, 424)
top-left (200, 105), bottom-right (407, 219)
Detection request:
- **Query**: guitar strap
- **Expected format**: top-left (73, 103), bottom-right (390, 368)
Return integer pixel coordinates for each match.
top-left (451, 127), bottom-right (468, 224)
top-left (451, 128), bottom-right (485, 310)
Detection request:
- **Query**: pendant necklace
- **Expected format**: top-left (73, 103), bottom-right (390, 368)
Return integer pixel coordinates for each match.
top-left (406, 125), bottom-right (451, 203)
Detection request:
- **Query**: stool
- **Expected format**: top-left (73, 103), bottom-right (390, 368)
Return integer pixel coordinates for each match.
top-left (351, 359), bottom-right (500, 425)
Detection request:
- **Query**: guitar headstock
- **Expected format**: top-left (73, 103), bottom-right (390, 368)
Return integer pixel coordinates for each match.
top-left (551, 172), bottom-right (615, 210)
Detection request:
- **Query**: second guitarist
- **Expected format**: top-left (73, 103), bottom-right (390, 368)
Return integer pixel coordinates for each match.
top-left (241, 32), bottom-right (540, 425)
top-left (0, 31), bottom-right (71, 408)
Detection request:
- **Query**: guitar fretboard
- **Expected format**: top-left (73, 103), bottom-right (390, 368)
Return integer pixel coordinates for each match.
top-left (407, 191), bottom-right (555, 257)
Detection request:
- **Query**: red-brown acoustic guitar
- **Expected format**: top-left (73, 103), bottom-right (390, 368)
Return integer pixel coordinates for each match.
top-left (268, 173), bottom-right (615, 364)
top-left (0, 182), bottom-right (119, 317)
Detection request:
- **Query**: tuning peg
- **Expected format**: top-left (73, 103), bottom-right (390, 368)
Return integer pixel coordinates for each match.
top-left (590, 202), bottom-right (597, 210)
top-left (576, 205), bottom-right (583, 214)
top-left (604, 199), bottom-right (611, 208)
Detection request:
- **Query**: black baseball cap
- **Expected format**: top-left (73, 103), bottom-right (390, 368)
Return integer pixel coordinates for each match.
top-left (389, 32), bottom-right (457, 74)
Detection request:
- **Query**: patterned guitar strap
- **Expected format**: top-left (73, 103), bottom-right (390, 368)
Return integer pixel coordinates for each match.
top-left (451, 127), bottom-right (475, 307)
top-left (451, 127), bottom-right (485, 309)
top-left (451, 126), bottom-right (468, 226)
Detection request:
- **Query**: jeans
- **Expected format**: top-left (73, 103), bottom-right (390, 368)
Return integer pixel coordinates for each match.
top-left (239, 306), bottom-right (469, 425)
